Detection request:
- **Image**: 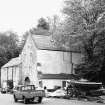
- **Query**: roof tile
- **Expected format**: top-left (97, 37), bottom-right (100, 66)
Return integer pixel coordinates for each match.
top-left (2, 57), bottom-right (21, 68)
top-left (32, 35), bottom-right (81, 52)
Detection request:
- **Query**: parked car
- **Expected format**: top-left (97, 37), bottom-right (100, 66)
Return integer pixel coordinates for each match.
top-left (13, 85), bottom-right (45, 104)
top-left (67, 80), bottom-right (103, 98)
top-left (1, 88), bottom-right (7, 94)
top-left (47, 89), bottom-right (66, 98)
top-left (47, 86), bottom-right (61, 92)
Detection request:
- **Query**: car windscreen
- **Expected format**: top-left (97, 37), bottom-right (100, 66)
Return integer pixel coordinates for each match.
top-left (21, 86), bottom-right (35, 91)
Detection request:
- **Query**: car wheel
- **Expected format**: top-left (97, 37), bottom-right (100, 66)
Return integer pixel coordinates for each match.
top-left (14, 95), bottom-right (18, 102)
top-left (31, 97), bottom-right (34, 102)
top-left (23, 97), bottom-right (28, 104)
top-left (37, 97), bottom-right (42, 103)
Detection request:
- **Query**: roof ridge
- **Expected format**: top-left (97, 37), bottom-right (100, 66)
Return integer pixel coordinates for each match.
top-left (32, 34), bottom-right (51, 37)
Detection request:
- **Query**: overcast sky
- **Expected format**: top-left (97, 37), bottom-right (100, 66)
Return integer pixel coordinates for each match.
top-left (0, 0), bottom-right (63, 35)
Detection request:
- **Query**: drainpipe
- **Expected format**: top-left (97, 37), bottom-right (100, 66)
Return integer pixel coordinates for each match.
top-left (70, 52), bottom-right (73, 74)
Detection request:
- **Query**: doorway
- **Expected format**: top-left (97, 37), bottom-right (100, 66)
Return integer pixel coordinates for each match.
top-left (24, 77), bottom-right (30, 85)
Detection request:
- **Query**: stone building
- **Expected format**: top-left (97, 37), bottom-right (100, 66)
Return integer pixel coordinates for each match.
top-left (1, 34), bottom-right (82, 89)
top-left (1, 57), bottom-right (21, 88)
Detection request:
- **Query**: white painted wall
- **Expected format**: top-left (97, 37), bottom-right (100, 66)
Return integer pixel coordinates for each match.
top-left (13, 66), bottom-right (20, 86)
top-left (41, 79), bottom-right (68, 89)
top-left (8, 67), bottom-right (12, 80)
top-left (1, 66), bottom-right (20, 87)
top-left (1, 68), bottom-right (7, 86)
top-left (37, 50), bottom-right (81, 74)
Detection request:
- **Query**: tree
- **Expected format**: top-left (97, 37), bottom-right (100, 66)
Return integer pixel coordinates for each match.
top-left (0, 31), bottom-right (21, 87)
top-left (0, 31), bottom-right (20, 68)
top-left (37, 17), bottom-right (49, 30)
top-left (63, 0), bottom-right (105, 84)
top-left (20, 31), bottom-right (29, 48)
top-left (63, 0), bottom-right (105, 35)
top-left (25, 17), bottom-right (50, 36)
top-left (47, 15), bottom-right (76, 49)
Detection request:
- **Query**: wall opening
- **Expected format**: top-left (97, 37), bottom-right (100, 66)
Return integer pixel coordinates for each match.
top-left (24, 77), bottom-right (30, 85)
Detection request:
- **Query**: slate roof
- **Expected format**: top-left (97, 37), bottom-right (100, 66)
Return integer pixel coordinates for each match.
top-left (2, 57), bottom-right (21, 68)
top-left (32, 35), bottom-right (81, 52)
top-left (31, 28), bottom-right (50, 35)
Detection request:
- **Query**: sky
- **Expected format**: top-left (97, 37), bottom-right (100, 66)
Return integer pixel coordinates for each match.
top-left (0, 0), bottom-right (63, 36)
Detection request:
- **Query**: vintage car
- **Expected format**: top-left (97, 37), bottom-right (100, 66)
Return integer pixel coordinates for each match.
top-left (67, 80), bottom-right (103, 98)
top-left (13, 85), bottom-right (45, 104)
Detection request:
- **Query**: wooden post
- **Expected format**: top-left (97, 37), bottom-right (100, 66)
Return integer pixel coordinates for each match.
top-left (7, 67), bottom-right (8, 86)
top-left (19, 63), bottom-right (22, 85)
top-left (12, 67), bottom-right (13, 85)
top-left (0, 69), bottom-right (1, 88)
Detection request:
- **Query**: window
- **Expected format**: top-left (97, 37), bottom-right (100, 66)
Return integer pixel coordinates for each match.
top-left (17, 87), bottom-right (19, 91)
top-left (30, 52), bottom-right (35, 64)
top-left (62, 81), bottom-right (66, 88)
top-left (21, 85), bottom-right (35, 91)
